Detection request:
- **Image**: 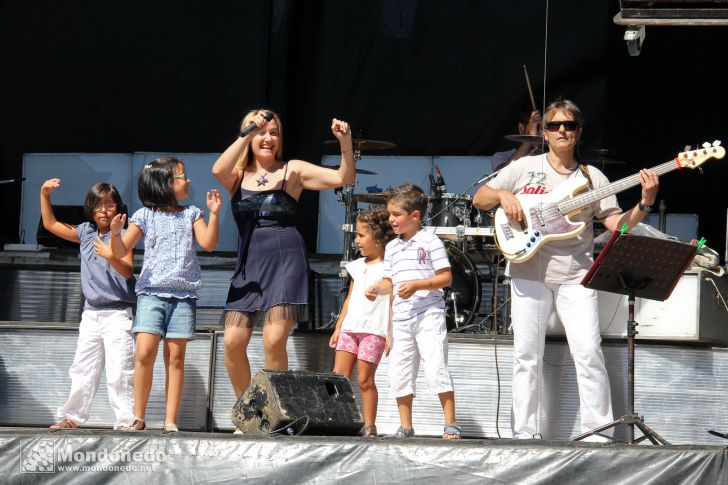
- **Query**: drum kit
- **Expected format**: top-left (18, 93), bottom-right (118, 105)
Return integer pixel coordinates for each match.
top-left (323, 138), bottom-right (511, 335)
top-left (322, 129), bottom-right (631, 334)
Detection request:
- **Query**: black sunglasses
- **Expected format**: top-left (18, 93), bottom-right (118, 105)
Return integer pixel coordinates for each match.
top-left (545, 121), bottom-right (580, 132)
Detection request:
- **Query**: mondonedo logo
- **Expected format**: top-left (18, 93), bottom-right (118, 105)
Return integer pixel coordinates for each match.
top-left (20, 440), bottom-right (165, 474)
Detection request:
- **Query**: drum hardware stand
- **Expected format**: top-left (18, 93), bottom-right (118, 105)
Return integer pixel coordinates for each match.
top-left (491, 252), bottom-right (501, 334)
top-left (449, 292), bottom-right (461, 329)
top-left (572, 230), bottom-right (696, 445)
top-left (326, 147), bottom-right (363, 328)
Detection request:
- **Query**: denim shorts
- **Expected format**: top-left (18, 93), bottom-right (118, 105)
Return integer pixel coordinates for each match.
top-left (133, 294), bottom-right (196, 340)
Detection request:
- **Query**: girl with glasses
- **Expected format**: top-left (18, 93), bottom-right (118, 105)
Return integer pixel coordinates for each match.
top-left (109, 156), bottom-right (222, 432)
top-left (40, 178), bottom-right (137, 431)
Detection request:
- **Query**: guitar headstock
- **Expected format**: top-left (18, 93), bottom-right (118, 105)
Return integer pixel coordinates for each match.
top-left (677, 140), bottom-right (725, 169)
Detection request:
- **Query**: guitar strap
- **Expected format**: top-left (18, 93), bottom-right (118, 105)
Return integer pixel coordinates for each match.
top-left (578, 163), bottom-right (594, 189)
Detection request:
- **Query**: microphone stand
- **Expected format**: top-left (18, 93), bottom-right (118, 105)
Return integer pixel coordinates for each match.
top-left (0, 178), bottom-right (25, 185)
top-left (426, 168), bottom-right (503, 224)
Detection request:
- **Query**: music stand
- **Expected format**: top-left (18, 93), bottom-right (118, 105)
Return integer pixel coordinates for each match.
top-left (572, 230), bottom-right (696, 445)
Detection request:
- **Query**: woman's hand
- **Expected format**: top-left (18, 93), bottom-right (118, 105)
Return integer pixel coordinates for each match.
top-left (639, 169), bottom-right (659, 207)
top-left (247, 110), bottom-right (272, 134)
top-left (331, 118), bottom-right (352, 145)
top-left (498, 190), bottom-right (524, 223)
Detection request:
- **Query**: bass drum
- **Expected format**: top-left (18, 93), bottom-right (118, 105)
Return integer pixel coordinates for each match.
top-left (444, 243), bottom-right (481, 331)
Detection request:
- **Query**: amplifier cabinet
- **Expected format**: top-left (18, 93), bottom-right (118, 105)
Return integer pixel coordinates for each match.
top-left (547, 269), bottom-right (728, 346)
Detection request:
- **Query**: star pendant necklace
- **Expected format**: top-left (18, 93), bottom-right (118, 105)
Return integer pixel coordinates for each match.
top-left (256, 170), bottom-right (269, 187)
top-left (255, 161), bottom-right (279, 187)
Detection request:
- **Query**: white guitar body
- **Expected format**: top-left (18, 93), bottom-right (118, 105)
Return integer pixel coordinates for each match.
top-left (494, 178), bottom-right (589, 263)
top-left (492, 142), bottom-right (724, 263)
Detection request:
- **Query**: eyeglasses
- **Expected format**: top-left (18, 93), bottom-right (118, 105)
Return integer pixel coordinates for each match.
top-left (545, 121), bottom-right (580, 132)
top-left (173, 173), bottom-right (188, 181)
top-left (93, 204), bottom-right (117, 213)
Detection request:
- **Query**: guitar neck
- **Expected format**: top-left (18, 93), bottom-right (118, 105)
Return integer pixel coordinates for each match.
top-left (558, 159), bottom-right (679, 213)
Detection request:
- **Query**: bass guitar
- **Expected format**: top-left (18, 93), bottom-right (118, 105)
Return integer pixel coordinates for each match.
top-left (494, 142), bottom-right (724, 263)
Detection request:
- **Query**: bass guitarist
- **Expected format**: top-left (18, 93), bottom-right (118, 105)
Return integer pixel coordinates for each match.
top-left (473, 98), bottom-right (659, 440)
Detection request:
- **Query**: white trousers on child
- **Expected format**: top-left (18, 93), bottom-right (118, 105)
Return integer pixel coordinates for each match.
top-left (389, 310), bottom-right (454, 398)
top-left (510, 279), bottom-right (613, 440)
top-left (56, 307), bottom-right (135, 429)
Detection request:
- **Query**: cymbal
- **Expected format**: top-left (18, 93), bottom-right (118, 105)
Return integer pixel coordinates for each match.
top-left (590, 148), bottom-right (627, 165)
top-left (504, 134), bottom-right (543, 144)
top-left (351, 192), bottom-right (392, 204)
top-left (321, 164), bottom-right (376, 175)
top-left (323, 138), bottom-right (396, 151)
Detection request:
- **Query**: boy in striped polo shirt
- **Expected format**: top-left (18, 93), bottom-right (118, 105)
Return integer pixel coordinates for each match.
top-left (366, 183), bottom-right (460, 439)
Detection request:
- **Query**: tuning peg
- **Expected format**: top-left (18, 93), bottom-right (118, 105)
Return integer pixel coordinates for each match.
top-left (702, 142), bottom-right (711, 149)
top-left (684, 145), bottom-right (691, 151)
top-left (713, 140), bottom-right (722, 147)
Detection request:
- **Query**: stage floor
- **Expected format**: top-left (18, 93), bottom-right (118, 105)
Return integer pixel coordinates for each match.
top-left (2, 427), bottom-right (726, 484)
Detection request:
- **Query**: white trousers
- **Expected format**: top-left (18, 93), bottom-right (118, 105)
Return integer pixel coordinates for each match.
top-left (388, 310), bottom-right (454, 398)
top-left (510, 279), bottom-right (613, 439)
top-left (56, 307), bottom-right (135, 429)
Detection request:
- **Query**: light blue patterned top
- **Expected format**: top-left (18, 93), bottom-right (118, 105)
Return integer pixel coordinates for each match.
top-left (130, 205), bottom-right (203, 299)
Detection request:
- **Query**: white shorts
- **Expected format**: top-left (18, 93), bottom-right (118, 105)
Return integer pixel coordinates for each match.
top-left (388, 310), bottom-right (454, 398)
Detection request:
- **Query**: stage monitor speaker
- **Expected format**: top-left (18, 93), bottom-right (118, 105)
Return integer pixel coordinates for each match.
top-left (232, 370), bottom-right (363, 436)
top-left (36, 205), bottom-right (86, 248)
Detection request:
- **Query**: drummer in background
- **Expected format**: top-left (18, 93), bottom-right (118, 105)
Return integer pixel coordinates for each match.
top-left (491, 108), bottom-right (542, 172)
top-left (473, 98), bottom-right (659, 441)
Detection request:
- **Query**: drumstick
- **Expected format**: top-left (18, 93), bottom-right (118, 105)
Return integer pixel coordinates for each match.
top-left (523, 65), bottom-right (537, 112)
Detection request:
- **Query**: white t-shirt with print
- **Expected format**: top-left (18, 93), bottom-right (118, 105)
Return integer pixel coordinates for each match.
top-left (487, 153), bottom-right (621, 284)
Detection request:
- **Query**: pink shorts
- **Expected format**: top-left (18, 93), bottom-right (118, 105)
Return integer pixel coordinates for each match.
top-left (335, 332), bottom-right (386, 364)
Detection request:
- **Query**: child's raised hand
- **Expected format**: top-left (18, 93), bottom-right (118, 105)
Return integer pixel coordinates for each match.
top-left (365, 284), bottom-right (378, 301)
top-left (397, 281), bottom-right (417, 299)
top-left (110, 214), bottom-right (126, 236)
top-left (329, 329), bottom-right (340, 348)
top-left (93, 235), bottom-right (113, 261)
top-left (207, 188), bottom-right (223, 214)
top-left (40, 178), bottom-right (61, 196)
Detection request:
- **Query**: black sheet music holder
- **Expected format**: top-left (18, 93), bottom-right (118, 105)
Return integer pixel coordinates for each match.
top-left (572, 230), bottom-right (696, 445)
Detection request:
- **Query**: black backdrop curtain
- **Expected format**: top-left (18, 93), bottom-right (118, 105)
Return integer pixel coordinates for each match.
top-left (1, 0), bottom-right (726, 257)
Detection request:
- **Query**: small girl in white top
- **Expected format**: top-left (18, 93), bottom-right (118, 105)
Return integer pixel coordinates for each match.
top-left (329, 207), bottom-right (395, 437)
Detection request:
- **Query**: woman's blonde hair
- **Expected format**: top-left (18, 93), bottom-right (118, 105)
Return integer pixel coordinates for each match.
top-left (235, 109), bottom-right (284, 171)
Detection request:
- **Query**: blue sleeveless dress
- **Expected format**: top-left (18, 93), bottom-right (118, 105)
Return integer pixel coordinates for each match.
top-left (224, 164), bottom-right (309, 318)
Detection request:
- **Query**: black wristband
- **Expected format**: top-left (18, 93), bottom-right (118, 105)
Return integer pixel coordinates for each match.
top-left (638, 202), bottom-right (652, 213)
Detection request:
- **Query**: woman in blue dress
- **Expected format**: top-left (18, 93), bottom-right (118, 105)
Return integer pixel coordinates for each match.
top-left (212, 109), bottom-right (355, 401)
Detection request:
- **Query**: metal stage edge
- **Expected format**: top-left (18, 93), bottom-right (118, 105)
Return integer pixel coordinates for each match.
top-left (1, 428), bottom-right (726, 484)
top-left (3, 326), bottom-right (728, 446)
